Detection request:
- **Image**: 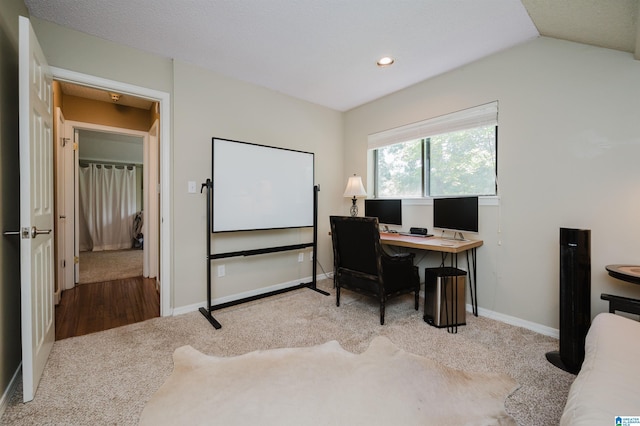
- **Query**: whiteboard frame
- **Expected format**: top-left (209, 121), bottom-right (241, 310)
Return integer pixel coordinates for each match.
top-left (211, 137), bottom-right (315, 233)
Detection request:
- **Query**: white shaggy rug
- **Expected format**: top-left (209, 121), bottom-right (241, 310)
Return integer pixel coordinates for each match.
top-left (139, 336), bottom-right (517, 425)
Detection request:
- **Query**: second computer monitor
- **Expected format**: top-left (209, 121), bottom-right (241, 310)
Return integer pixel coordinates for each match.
top-left (433, 196), bottom-right (478, 233)
top-left (364, 199), bottom-right (402, 226)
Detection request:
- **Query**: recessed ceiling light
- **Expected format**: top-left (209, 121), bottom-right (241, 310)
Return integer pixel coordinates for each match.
top-left (377, 56), bottom-right (395, 67)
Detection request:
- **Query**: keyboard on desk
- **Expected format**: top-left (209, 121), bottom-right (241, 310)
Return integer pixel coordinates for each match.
top-left (398, 232), bottom-right (433, 238)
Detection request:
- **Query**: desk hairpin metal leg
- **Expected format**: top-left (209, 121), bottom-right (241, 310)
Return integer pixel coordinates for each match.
top-left (448, 252), bottom-right (459, 334)
top-left (445, 271), bottom-right (458, 334)
top-left (467, 248), bottom-right (478, 317)
top-left (442, 247), bottom-right (478, 334)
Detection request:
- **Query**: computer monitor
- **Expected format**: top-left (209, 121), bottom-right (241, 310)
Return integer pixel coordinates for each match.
top-left (364, 199), bottom-right (402, 226)
top-left (433, 196), bottom-right (478, 235)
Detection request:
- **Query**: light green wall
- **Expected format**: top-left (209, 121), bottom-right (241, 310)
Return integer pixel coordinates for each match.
top-left (28, 17), bottom-right (344, 312)
top-left (344, 37), bottom-right (640, 330)
top-left (172, 60), bottom-right (343, 307)
top-left (0, 0), bottom-right (28, 410)
top-left (30, 17), bottom-right (173, 94)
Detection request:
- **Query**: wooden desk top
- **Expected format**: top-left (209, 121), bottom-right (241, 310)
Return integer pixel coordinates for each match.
top-left (380, 232), bottom-right (483, 254)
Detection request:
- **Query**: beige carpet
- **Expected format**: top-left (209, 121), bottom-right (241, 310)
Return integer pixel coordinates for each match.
top-left (78, 249), bottom-right (143, 284)
top-left (1, 279), bottom-right (575, 425)
top-left (140, 336), bottom-right (517, 425)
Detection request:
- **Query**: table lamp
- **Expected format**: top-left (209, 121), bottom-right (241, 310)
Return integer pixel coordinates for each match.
top-left (343, 174), bottom-right (367, 216)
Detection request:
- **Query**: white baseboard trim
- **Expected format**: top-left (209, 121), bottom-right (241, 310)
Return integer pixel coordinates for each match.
top-left (467, 304), bottom-right (559, 338)
top-left (0, 364), bottom-right (21, 419)
top-left (173, 274), bottom-right (557, 339)
top-left (173, 273), bottom-right (332, 316)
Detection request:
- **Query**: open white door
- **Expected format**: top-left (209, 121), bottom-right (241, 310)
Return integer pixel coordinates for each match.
top-left (54, 108), bottom-right (64, 302)
top-left (19, 16), bottom-right (55, 403)
top-left (146, 120), bottom-right (160, 280)
top-left (54, 107), bottom-right (75, 293)
top-left (73, 128), bottom-right (80, 283)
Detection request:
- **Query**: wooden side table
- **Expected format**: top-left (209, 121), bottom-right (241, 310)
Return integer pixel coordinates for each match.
top-left (602, 265), bottom-right (640, 315)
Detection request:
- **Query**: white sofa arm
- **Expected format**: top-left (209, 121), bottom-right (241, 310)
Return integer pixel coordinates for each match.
top-left (560, 313), bottom-right (640, 425)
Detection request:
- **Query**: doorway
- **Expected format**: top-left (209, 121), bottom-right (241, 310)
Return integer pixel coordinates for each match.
top-left (75, 128), bottom-right (147, 284)
top-left (50, 68), bottom-right (172, 336)
top-left (69, 123), bottom-right (159, 281)
top-left (54, 88), bottom-right (160, 338)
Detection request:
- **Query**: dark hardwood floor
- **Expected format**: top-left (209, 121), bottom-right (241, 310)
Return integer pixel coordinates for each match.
top-left (55, 276), bottom-right (160, 340)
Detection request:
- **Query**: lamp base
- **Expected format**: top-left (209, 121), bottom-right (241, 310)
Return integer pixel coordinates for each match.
top-left (350, 197), bottom-right (358, 217)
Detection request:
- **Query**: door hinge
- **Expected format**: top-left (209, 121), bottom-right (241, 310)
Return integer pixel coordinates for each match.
top-left (62, 260), bottom-right (66, 268)
top-left (74, 256), bottom-right (79, 264)
top-left (73, 143), bottom-right (78, 151)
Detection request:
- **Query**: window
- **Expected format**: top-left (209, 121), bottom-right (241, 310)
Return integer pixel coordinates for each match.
top-left (369, 102), bottom-right (497, 198)
top-left (375, 139), bottom-right (423, 197)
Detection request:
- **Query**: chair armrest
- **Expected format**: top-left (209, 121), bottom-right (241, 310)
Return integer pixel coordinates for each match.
top-left (337, 267), bottom-right (378, 282)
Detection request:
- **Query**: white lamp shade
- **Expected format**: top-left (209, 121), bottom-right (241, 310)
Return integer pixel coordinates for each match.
top-left (343, 175), bottom-right (367, 198)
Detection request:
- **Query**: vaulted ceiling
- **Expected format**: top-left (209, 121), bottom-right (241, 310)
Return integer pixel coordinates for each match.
top-left (25, 0), bottom-right (639, 111)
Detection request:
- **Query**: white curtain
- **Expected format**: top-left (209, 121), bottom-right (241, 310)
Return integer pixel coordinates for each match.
top-left (79, 163), bottom-right (137, 252)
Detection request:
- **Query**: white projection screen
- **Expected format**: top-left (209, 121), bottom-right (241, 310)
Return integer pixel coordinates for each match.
top-left (212, 138), bottom-right (315, 232)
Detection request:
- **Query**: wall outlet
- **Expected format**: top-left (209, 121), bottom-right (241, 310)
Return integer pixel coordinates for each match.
top-left (217, 264), bottom-right (225, 277)
top-left (298, 252), bottom-right (304, 262)
top-left (188, 181), bottom-right (197, 193)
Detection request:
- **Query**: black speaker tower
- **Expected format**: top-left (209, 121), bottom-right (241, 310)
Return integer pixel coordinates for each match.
top-left (546, 228), bottom-right (591, 374)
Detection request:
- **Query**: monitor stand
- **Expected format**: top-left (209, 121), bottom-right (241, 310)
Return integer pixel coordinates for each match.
top-left (442, 231), bottom-right (468, 241)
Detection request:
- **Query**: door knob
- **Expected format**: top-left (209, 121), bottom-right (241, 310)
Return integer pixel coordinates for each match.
top-left (30, 226), bottom-right (52, 239)
top-left (4, 227), bottom-right (52, 238)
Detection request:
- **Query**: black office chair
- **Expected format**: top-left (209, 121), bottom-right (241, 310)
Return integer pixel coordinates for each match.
top-left (329, 216), bottom-right (420, 325)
